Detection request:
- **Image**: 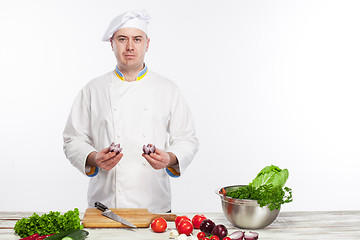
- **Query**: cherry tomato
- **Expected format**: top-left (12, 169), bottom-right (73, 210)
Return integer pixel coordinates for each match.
top-left (202, 238), bottom-right (211, 240)
top-left (210, 236), bottom-right (220, 240)
top-left (223, 237), bottom-right (231, 240)
top-left (192, 214), bottom-right (207, 229)
top-left (197, 231), bottom-right (207, 239)
top-left (175, 215), bottom-right (191, 228)
top-left (176, 219), bottom-right (193, 236)
top-left (150, 217), bottom-right (167, 233)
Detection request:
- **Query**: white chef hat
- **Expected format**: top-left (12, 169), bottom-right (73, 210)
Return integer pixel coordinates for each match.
top-left (102, 9), bottom-right (151, 41)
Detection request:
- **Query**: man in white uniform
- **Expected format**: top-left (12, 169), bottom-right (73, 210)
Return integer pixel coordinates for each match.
top-left (63, 9), bottom-right (199, 213)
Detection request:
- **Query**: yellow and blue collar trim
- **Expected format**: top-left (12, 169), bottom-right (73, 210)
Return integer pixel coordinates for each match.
top-left (114, 65), bottom-right (148, 81)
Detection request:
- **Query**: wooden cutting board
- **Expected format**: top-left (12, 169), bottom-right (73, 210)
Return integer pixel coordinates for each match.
top-left (82, 208), bottom-right (177, 228)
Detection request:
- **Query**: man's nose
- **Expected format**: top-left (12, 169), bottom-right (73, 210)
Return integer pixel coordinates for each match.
top-left (127, 40), bottom-right (134, 51)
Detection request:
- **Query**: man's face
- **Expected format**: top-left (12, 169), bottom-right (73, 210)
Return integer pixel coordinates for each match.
top-left (111, 27), bottom-right (150, 72)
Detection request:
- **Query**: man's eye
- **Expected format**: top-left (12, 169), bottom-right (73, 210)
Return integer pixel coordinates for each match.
top-left (118, 38), bottom-right (126, 42)
top-left (135, 38), bottom-right (142, 42)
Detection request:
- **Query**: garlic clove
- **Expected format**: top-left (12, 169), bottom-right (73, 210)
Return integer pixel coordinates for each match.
top-left (169, 230), bottom-right (179, 239)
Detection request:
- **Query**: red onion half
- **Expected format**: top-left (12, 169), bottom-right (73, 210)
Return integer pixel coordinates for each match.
top-left (228, 231), bottom-right (244, 240)
top-left (244, 231), bottom-right (259, 240)
top-left (109, 142), bottom-right (122, 154)
top-left (143, 143), bottom-right (156, 154)
top-left (228, 231), bottom-right (258, 240)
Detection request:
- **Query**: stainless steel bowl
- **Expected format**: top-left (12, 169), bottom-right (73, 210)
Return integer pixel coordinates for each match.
top-left (216, 185), bottom-right (280, 229)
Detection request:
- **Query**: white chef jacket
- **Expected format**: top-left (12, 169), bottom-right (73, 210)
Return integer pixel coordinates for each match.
top-left (63, 67), bottom-right (199, 213)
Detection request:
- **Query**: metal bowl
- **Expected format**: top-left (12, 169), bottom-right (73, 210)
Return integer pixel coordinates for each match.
top-left (216, 185), bottom-right (280, 229)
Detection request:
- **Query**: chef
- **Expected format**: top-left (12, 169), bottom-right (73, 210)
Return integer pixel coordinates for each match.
top-left (63, 9), bottom-right (199, 213)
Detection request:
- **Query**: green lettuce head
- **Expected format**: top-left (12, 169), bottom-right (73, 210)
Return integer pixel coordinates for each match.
top-left (249, 165), bottom-right (289, 189)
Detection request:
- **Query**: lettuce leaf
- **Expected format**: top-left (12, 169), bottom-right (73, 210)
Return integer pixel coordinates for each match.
top-left (227, 165), bottom-right (292, 210)
top-left (14, 209), bottom-right (82, 238)
top-left (249, 165), bottom-right (289, 189)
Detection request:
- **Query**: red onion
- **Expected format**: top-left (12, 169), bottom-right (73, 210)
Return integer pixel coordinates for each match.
top-left (228, 231), bottom-right (244, 240)
top-left (109, 142), bottom-right (122, 154)
top-left (244, 231), bottom-right (259, 240)
top-left (200, 219), bottom-right (215, 235)
top-left (143, 143), bottom-right (156, 154)
top-left (211, 224), bottom-right (228, 240)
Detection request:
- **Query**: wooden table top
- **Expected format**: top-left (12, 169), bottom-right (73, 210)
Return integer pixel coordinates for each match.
top-left (1, 210), bottom-right (359, 239)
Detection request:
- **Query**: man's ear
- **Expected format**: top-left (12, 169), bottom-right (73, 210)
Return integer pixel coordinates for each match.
top-left (110, 38), bottom-right (114, 51)
top-left (146, 37), bottom-right (150, 52)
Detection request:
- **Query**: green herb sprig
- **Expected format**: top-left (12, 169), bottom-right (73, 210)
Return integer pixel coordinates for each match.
top-left (14, 208), bottom-right (83, 238)
top-left (226, 185), bottom-right (293, 210)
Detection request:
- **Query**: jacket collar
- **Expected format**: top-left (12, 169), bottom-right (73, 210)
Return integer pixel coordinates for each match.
top-left (114, 64), bottom-right (148, 81)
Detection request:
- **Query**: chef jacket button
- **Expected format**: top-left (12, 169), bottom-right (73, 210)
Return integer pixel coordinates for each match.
top-left (142, 134), bottom-right (146, 137)
top-left (117, 134), bottom-right (120, 138)
top-left (117, 188), bottom-right (122, 192)
top-left (113, 107), bottom-right (117, 111)
top-left (142, 162), bottom-right (146, 166)
top-left (109, 84), bottom-right (112, 87)
top-left (144, 106), bottom-right (148, 111)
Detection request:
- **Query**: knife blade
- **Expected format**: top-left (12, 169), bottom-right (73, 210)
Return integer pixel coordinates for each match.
top-left (95, 201), bottom-right (137, 228)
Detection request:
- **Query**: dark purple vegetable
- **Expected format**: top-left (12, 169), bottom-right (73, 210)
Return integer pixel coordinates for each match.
top-left (143, 143), bottom-right (156, 154)
top-left (109, 142), bottom-right (122, 154)
top-left (211, 224), bottom-right (228, 240)
top-left (200, 219), bottom-right (216, 235)
top-left (244, 231), bottom-right (259, 240)
top-left (228, 230), bottom-right (245, 240)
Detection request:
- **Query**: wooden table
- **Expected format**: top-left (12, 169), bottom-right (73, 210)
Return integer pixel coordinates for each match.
top-left (1, 211), bottom-right (359, 239)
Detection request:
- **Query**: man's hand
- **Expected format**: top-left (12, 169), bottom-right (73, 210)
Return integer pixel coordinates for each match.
top-left (87, 147), bottom-right (123, 171)
top-left (143, 149), bottom-right (178, 170)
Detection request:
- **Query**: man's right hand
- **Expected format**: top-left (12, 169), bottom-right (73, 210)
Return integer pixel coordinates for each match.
top-left (86, 147), bottom-right (123, 171)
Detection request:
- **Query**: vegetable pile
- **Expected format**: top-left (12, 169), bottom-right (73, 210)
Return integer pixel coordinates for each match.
top-left (226, 165), bottom-right (293, 210)
top-left (14, 209), bottom-right (83, 238)
top-left (165, 214), bottom-right (259, 240)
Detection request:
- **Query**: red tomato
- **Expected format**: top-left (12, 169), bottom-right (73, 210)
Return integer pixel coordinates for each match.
top-left (202, 238), bottom-right (210, 240)
top-left (176, 219), bottom-right (193, 236)
top-left (175, 216), bottom-right (191, 228)
top-left (197, 231), bottom-right (206, 239)
top-left (150, 217), bottom-right (167, 233)
top-left (210, 236), bottom-right (220, 240)
top-left (222, 237), bottom-right (231, 240)
top-left (192, 214), bottom-right (207, 229)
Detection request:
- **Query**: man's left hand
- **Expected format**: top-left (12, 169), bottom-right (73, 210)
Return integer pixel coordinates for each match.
top-left (143, 149), bottom-right (177, 170)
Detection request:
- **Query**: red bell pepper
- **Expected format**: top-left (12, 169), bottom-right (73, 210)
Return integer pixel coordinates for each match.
top-left (20, 233), bottom-right (39, 240)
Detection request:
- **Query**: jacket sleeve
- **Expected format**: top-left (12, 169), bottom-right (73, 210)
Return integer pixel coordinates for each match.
top-left (63, 88), bottom-right (97, 175)
top-left (166, 89), bottom-right (199, 176)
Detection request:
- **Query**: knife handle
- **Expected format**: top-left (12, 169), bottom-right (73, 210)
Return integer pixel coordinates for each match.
top-left (95, 201), bottom-right (109, 212)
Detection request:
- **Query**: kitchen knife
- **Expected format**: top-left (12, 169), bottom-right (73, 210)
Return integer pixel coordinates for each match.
top-left (95, 201), bottom-right (137, 228)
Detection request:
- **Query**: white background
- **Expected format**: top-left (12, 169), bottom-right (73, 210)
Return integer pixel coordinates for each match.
top-left (1, 0), bottom-right (359, 214)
